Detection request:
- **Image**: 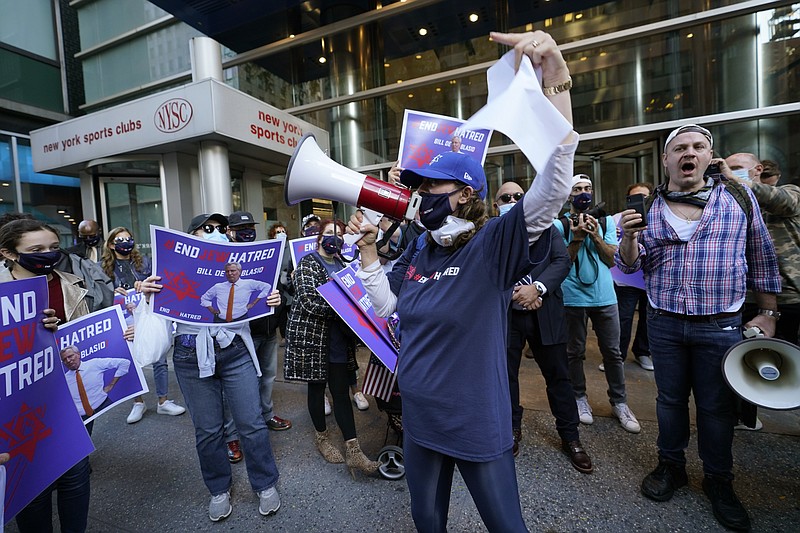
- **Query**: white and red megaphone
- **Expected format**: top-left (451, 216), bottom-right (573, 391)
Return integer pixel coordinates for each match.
top-left (284, 134), bottom-right (421, 231)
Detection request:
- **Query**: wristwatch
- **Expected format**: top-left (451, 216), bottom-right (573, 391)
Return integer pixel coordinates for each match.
top-left (757, 308), bottom-right (781, 319)
top-left (533, 281), bottom-right (547, 297)
top-left (542, 76), bottom-right (573, 96)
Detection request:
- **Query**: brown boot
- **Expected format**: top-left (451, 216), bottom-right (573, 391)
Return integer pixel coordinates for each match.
top-left (345, 438), bottom-right (380, 478)
top-left (315, 430), bottom-right (344, 464)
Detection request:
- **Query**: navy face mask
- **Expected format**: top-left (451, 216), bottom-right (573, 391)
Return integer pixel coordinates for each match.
top-left (233, 228), bottom-right (257, 242)
top-left (320, 235), bottom-right (344, 255)
top-left (82, 234), bottom-right (102, 247)
top-left (571, 192), bottom-right (593, 212)
top-left (16, 250), bottom-right (62, 275)
top-left (114, 240), bottom-right (135, 255)
top-left (419, 188), bottom-right (462, 230)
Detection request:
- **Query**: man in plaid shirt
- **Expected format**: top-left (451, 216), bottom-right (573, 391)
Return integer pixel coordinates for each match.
top-left (616, 124), bottom-right (780, 532)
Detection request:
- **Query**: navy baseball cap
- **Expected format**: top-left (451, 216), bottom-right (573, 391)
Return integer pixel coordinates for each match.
top-left (400, 152), bottom-right (487, 200)
top-left (228, 211), bottom-right (259, 227)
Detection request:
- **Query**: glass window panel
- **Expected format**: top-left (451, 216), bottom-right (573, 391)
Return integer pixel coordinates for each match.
top-left (104, 180), bottom-right (163, 259)
top-left (83, 23), bottom-right (203, 103)
top-left (77, 0), bottom-right (170, 50)
top-left (0, 0), bottom-right (56, 59)
top-left (0, 48), bottom-right (63, 112)
top-left (0, 137), bottom-right (17, 213)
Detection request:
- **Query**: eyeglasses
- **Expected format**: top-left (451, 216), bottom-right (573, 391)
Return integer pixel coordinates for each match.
top-left (497, 192), bottom-right (524, 203)
top-left (202, 224), bottom-right (227, 234)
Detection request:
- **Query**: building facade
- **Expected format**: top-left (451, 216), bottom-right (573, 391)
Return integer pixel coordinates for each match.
top-left (2, 0), bottom-right (798, 246)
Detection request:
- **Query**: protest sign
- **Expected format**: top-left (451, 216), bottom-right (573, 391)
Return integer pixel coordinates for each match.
top-left (113, 288), bottom-right (144, 326)
top-left (397, 110), bottom-right (492, 170)
top-left (0, 277), bottom-right (94, 523)
top-left (330, 266), bottom-right (393, 347)
top-left (288, 236), bottom-right (357, 269)
top-left (56, 306), bottom-right (148, 425)
top-left (151, 226), bottom-right (283, 325)
top-left (317, 281), bottom-right (397, 373)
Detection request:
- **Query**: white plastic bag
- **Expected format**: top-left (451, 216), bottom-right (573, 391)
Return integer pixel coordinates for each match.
top-left (132, 298), bottom-right (173, 367)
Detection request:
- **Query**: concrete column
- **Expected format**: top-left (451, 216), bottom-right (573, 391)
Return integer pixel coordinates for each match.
top-left (190, 37), bottom-right (232, 215)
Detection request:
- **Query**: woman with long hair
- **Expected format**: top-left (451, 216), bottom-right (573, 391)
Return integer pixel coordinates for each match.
top-left (0, 219), bottom-right (96, 532)
top-left (284, 219), bottom-right (379, 477)
top-left (348, 30), bottom-right (576, 532)
top-left (101, 226), bottom-right (186, 423)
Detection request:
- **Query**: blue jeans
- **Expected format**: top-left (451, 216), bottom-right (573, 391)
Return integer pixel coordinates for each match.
top-left (152, 351), bottom-right (169, 398)
top-left (614, 284), bottom-right (650, 361)
top-left (15, 456), bottom-right (90, 533)
top-left (173, 336), bottom-right (280, 495)
top-left (565, 305), bottom-right (627, 405)
top-left (223, 332), bottom-right (279, 441)
top-left (647, 307), bottom-right (741, 479)
top-left (404, 438), bottom-right (527, 533)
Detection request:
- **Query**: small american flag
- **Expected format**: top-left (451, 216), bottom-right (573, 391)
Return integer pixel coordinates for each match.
top-left (362, 354), bottom-right (397, 402)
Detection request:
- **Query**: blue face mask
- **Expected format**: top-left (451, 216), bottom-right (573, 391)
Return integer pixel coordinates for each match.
top-left (233, 228), bottom-right (256, 242)
top-left (731, 169), bottom-right (752, 182)
top-left (419, 188), bottom-right (462, 230)
top-left (114, 240), bottom-right (135, 255)
top-left (202, 231), bottom-right (229, 243)
top-left (571, 192), bottom-right (593, 212)
top-left (16, 250), bottom-right (62, 275)
top-left (320, 235), bottom-right (344, 255)
top-left (497, 203), bottom-right (514, 217)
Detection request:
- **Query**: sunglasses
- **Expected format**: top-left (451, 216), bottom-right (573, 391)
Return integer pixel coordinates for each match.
top-left (113, 237), bottom-right (133, 243)
top-left (202, 224), bottom-right (228, 234)
top-left (497, 192), bottom-right (524, 203)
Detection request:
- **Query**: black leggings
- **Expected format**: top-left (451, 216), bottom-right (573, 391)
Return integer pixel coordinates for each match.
top-left (308, 362), bottom-right (356, 440)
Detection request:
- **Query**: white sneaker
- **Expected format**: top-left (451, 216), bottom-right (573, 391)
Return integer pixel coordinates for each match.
top-left (635, 356), bottom-right (655, 371)
top-left (209, 491), bottom-right (232, 521)
top-left (576, 397), bottom-right (593, 425)
top-left (258, 487), bottom-right (281, 516)
top-left (735, 417), bottom-right (763, 431)
top-left (612, 402), bottom-right (641, 433)
top-left (324, 395), bottom-right (332, 416)
top-left (157, 400), bottom-right (186, 416)
top-left (353, 391), bottom-right (369, 411)
top-left (598, 363), bottom-right (605, 372)
top-left (126, 402), bottom-right (147, 424)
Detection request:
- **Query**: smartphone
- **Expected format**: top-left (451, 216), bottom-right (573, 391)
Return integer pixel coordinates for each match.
top-left (704, 163), bottom-right (721, 177)
top-left (626, 193), bottom-right (648, 229)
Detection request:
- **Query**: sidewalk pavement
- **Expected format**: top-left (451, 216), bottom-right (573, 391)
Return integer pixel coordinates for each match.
top-left (7, 335), bottom-right (799, 532)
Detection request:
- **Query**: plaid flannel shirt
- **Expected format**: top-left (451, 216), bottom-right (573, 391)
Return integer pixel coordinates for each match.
top-left (615, 181), bottom-right (781, 315)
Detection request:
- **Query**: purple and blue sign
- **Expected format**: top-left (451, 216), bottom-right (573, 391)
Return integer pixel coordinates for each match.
top-left (151, 226), bottom-right (283, 325)
top-left (288, 235), bottom-right (357, 269)
top-left (0, 277), bottom-right (94, 524)
top-left (397, 110), bottom-right (492, 170)
top-left (56, 306), bottom-right (148, 425)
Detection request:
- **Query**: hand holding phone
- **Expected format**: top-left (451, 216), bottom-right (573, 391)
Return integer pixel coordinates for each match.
top-left (626, 193), bottom-right (648, 230)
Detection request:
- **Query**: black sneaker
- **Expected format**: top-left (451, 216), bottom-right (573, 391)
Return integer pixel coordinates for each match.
top-left (641, 460), bottom-right (688, 501)
top-left (702, 476), bottom-right (751, 531)
top-left (512, 428), bottom-right (522, 458)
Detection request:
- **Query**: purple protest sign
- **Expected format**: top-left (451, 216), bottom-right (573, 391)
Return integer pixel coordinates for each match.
top-left (397, 109), bottom-right (492, 169)
top-left (113, 288), bottom-right (145, 326)
top-left (330, 266), bottom-right (393, 346)
top-left (151, 226), bottom-right (283, 325)
top-left (317, 281), bottom-right (398, 372)
top-left (288, 236), bottom-right (357, 269)
top-left (56, 306), bottom-right (148, 425)
top-left (0, 277), bottom-right (94, 524)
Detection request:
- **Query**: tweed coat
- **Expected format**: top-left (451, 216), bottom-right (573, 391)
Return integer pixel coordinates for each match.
top-left (283, 253), bottom-right (356, 382)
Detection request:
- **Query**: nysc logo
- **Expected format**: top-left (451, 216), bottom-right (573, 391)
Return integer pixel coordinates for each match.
top-left (154, 98), bottom-right (193, 133)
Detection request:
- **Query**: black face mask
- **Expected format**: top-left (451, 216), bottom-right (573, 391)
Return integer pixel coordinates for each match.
top-left (114, 240), bottom-right (135, 255)
top-left (233, 228), bottom-right (257, 242)
top-left (320, 235), bottom-right (344, 255)
top-left (81, 234), bottom-right (102, 247)
top-left (418, 188), bottom-right (462, 230)
top-left (16, 250), bottom-right (62, 275)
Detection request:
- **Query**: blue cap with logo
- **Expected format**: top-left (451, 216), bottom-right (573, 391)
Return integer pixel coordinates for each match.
top-left (400, 152), bottom-right (487, 200)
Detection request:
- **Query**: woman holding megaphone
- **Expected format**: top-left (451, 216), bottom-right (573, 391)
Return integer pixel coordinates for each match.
top-left (348, 30), bottom-right (577, 533)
